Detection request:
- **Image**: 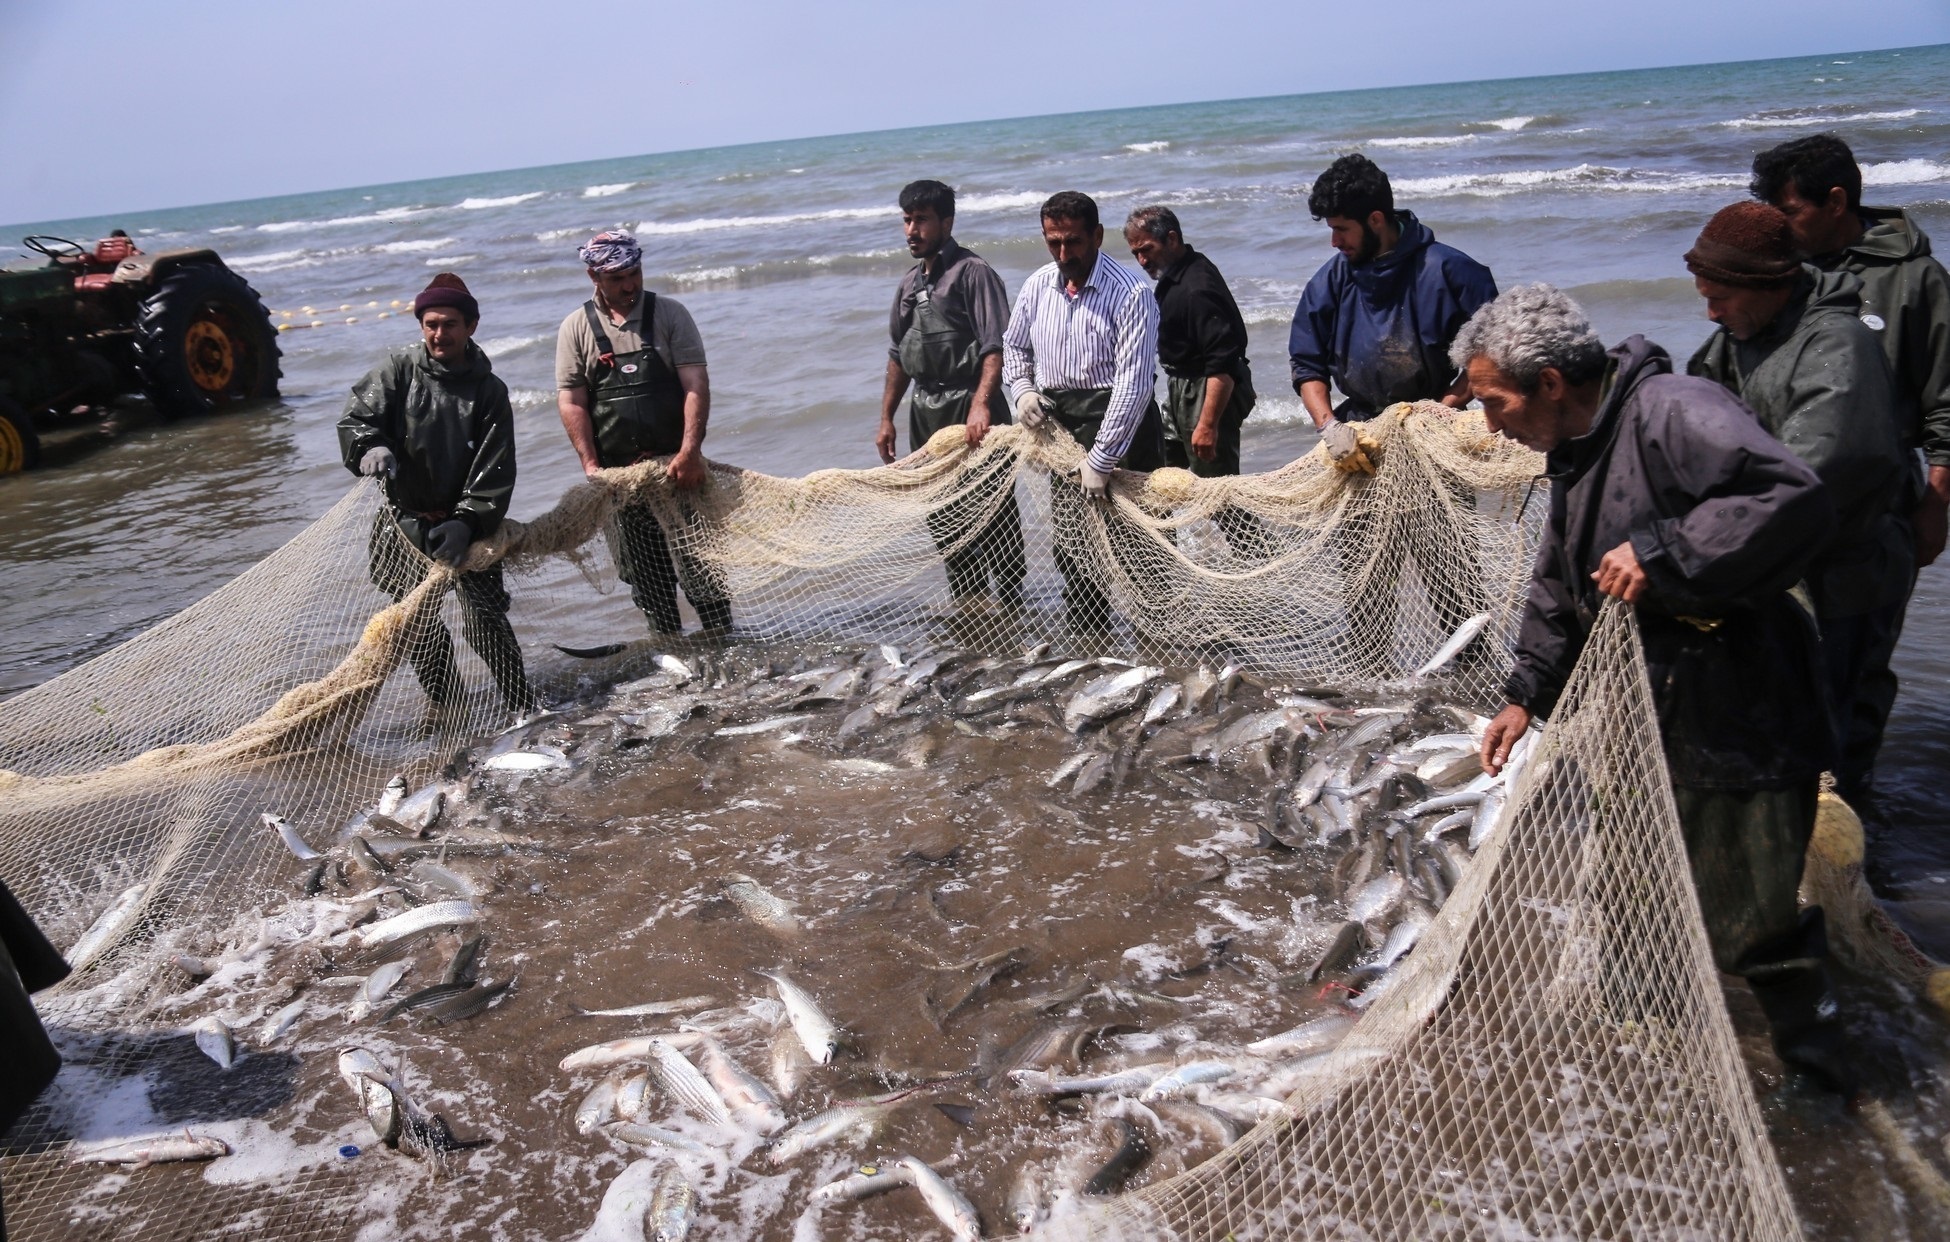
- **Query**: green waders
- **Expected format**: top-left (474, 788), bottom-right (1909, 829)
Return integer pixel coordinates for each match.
top-left (1044, 388), bottom-right (1167, 630)
top-left (897, 285), bottom-right (1026, 602)
top-left (1162, 367), bottom-right (1265, 554)
top-left (583, 297), bottom-right (732, 634)
top-left (368, 510), bottom-right (534, 714)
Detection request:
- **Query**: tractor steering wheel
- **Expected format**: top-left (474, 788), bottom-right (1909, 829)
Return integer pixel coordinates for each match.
top-left (23, 235), bottom-right (88, 261)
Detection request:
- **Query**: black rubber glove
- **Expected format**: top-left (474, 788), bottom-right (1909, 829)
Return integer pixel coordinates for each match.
top-left (426, 519), bottom-right (471, 567)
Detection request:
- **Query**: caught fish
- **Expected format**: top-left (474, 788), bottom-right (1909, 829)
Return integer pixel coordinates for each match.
top-left (192, 1015), bottom-right (236, 1070)
top-left (1372, 907), bottom-right (1430, 970)
top-left (1421, 807), bottom-right (1475, 842)
top-left (574, 1077), bottom-right (620, 1135)
top-left (770, 1023), bottom-right (812, 1100)
top-left (257, 999), bottom-right (305, 1043)
top-left (1414, 611), bottom-right (1493, 678)
top-left (899, 1156), bottom-right (983, 1241)
top-left (1070, 752), bottom-right (1113, 796)
top-left (483, 746), bottom-right (572, 773)
top-left (260, 813), bottom-right (322, 860)
top-left (724, 875), bottom-right (802, 935)
top-left (423, 977), bottom-right (513, 1025)
top-left (811, 1163), bottom-right (914, 1204)
top-left (71, 1130), bottom-right (230, 1168)
top-left (411, 860), bottom-right (483, 902)
top-left (1246, 1011), bottom-right (1355, 1057)
top-left (1009, 1065), bottom-right (1164, 1097)
top-left (377, 774), bottom-right (407, 817)
top-left (338, 1048), bottom-right (404, 1146)
top-left (1063, 666), bottom-right (1164, 732)
top-left (1305, 921), bottom-right (1364, 982)
top-left (1083, 1119), bottom-right (1153, 1195)
top-left (643, 1038), bottom-right (733, 1127)
top-left (573, 994), bottom-right (719, 1019)
top-left (1006, 1166), bottom-right (1046, 1234)
top-left (378, 981), bottom-right (471, 1022)
top-left (1138, 1060), bottom-right (1237, 1102)
top-left (1401, 786), bottom-right (1489, 820)
top-left (1045, 752), bottom-right (1094, 789)
top-left (561, 1036), bottom-right (662, 1073)
top-left (578, 1158), bottom-right (663, 1242)
top-left (1348, 872), bottom-right (1405, 924)
top-left (1141, 681), bottom-right (1183, 725)
top-left (604, 1121), bottom-right (713, 1157)
top-left (356, 900), bottom-right (480, 950)
top-left (714, 714), bottom-right (813, 737)
top-left (391, 783), bottom-right (447, 833)
top-left (689, 1032), bottom-right (787, 1133)
top-left (757, 968), bottom-right (840, 1064)
top-left (349, 959), bottom-right (412, 1021)
top-left (765, 1078), bottom-right (961, 1165)
top-left (1469, 786), bottom-right (1507, 851)
top-left (66, 882), bottom-right (147, 968)
top-left (649, 1164), bottom-right (699, 1242)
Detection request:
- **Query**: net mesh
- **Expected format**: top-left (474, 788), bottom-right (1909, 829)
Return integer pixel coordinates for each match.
top-left (0, 401), bottom-right (1801, 1240)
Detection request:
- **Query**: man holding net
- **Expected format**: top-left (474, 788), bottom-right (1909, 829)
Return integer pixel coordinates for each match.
top-left (339, 272), bottom-right (536, 722)
top-left (557, 231), bottom-right (732, 636)
top-left (1005, 191), bottom-right (1167, 631)
top-left (1466, 285), bottom-right (1851, 1094)
top-left (877, 179), bottom-right (1027, 609)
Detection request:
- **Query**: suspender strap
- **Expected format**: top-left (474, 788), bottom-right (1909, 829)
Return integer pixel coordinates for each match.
top-left (583, 293), bottom-right (660, 372)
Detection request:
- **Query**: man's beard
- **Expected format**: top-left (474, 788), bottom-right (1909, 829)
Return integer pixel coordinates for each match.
top-left (1352, 221), bottom-right (1383, 265)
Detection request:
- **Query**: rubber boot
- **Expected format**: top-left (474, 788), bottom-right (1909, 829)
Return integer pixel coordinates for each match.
top-left (1739, 909), bottom-right (1856, 1096)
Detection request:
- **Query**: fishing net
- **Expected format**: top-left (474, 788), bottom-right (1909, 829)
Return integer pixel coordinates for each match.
top-left (0, 400), bottom-right (1801, 1239)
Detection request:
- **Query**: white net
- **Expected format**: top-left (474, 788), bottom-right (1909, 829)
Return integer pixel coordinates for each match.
top-left (0, 402), bottom-right (1801, 1240)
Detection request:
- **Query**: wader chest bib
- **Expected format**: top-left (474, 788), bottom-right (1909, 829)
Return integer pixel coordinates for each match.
top-left (584, 295), bottom-right (686, 466)
top-left (897, 282), bottom-right (1008, 446)
top-left (1045, 387), bottom-right (1166, 472)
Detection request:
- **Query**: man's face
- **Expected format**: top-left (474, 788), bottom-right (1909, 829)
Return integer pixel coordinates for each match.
top-left (591, 265), bottom-right (644, 311)
top-left (1123, 227), bottom-right (1182, 279)
top-left (1770, 183), bottom-right (1851, 257)
top-left (903, 206), bottom-right (951, 259)
top-left (1326, 212), bottom-right (1384, 265)
top-left (1042, 215), bottom-right (1103, 286)
top-left (1470, 357), bottom-right (1569, 453)
top-left (419, 306), bottom-right (474, 363)
top-left (1695, 276), bottom-right (1790, 342)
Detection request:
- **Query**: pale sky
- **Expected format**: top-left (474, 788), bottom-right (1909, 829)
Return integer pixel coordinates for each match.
top-left (2, 0), bottom-right (1946, 226)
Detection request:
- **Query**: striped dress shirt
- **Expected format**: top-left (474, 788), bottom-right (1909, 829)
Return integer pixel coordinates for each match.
top-left (1003, 250), bottom-right (1160, 475)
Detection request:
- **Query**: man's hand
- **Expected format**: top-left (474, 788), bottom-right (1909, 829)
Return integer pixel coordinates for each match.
top-left (1320, 421), bottom-right (1360, 463)
top-left (1015, 389), bottom-right (1052, 429)
top-left (876, 417), bottom-right (899, 464)
top-left (964, 408), bottom-right (991, 448)
top-left (426, 519), bottom-right (471, 567)
top-left (1915, 491), bottom-right (1949, 568)
top-left (581, 457), bottom-right (603, 479)
top-left (1191, 413), bottom-right (1220, 462)
top-left (1480, 703), bottom-right (1531, 777)
top-left (1591, 541), bottom-right (1648, 603)
top-left (1078, 461), bottom-right (1111, 503)
top-left (668, 445), bottom-right (707, 490)
top-left (358, 446), bottom-right (397, 479)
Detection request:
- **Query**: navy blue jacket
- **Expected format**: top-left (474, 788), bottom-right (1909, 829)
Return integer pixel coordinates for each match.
top-left (1287, 212), bottom-right (1498, 420)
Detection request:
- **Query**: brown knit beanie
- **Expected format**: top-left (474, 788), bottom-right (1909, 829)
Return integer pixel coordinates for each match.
top-left (1684, 202), bottom-right (1800, 288)
top-left (414, 272), bottom-right (479, 322)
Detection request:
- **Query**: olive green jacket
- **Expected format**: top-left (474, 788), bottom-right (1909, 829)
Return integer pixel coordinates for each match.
top-left (1688, 268), bottom-right (1912, 617)
top-left (337, 342), bottom-right (515, 538)
top-left (1811, 207), bottom-right (1950, 468)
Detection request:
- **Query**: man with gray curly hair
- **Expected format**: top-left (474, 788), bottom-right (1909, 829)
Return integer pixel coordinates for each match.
top-left (1463, 283), bottom-right (1854, 1095)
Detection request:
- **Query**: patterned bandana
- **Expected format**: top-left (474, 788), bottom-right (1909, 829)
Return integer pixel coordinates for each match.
top-left (578, 230), bottom-right (643, 273)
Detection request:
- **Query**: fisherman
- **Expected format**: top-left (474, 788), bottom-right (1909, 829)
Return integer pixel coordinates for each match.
top-left (1684, 201), bottom-right (1912, 811)
top-left (1288, 155), bottom-right (1499, 669)
top-left (1751, 134), bottom-right (1950, 819)
top-left (1004, 191), bottom-right (1167, 629)
top-left (556, 230), bottom-right (731, 635)
top-left (1122, 205), bottom-right (1257, 480)
top-left (876, 179), bottom-right (1027, 607)
top-left (339, 272), bottom-right (534, 720)
top-left (1, 876), bottom-right (68, 1239)
top-left (1467, 284), bottom-right (1849, 1093)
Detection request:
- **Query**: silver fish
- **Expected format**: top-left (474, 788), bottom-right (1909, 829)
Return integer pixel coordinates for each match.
top-left (192, 1016), bottom-right (236, 1070)
top-left (689, 1033), bottom-right (786, 1134)
top-left (1139, 1060), bottom-right (1237, 1101)
top-left (349, 959), bottom-right (412, 1021)
top-left (1071, 752), bottom-right (1113, 795)
top-left (376, 774), bottom-right (407, 817)
top-left (1469, 786), bottom-right (1507, 851)
top-left (355, 900), bottom-right (479, 950)
top-left (1422, 807), bottom-right (1476, 842)
top-left (482, 746), bottom-right (571, 772)
top-left (1401, 785), bottom-right (1490, 819)
top-left (604, 1121), bottom-right (713, 1157)
top-left (1414, 611), bottom-right (1493, 678)
top-left (879, 643), bottom-right (906, 669)
top-left (758, 968), bottom-right (840, 1064)
top-left (260, 813), bottom-right (322, 860)
top-left (714, 714), bottom-right (814, 737)
top-left (614, 1070), bottom-right (652, 1121)
top-left (766, 1090), bottom-right (916, 1165)
top-left (1374, 907), bottom-right (1431, 970)
top-left (1417, 748), bottom-right (1483, 788)
top-left (1246, 1012), bottom-right (1354, 1057)
top-left (392, 783), bottom-right (447, 833)
top-left (257, 999), bottom-right (305, 1043)
top-left (1141, 681), bottom-right (1183, 725)
top-left (1006, 1166), bottom-right (1047, 1234)
top-left (645, 1037), bottom-right (733, 1126)
top-left (1009, 1064), bottom-right (1164, 1096)
top-left (649, 1164), bottom-right (699, 1242)
top-left (1349, 872), bottom-right (1405, 924)
top-left (811, 1164), bottom-right (914, 1204)
top-left (408, 860), bottom-right (483, 901)
top-left (724, 875), bottom-right (802, 935)
top-left (574, 1077), bottom-right (620, 1135)
top-left (66, 882), bottom-right (147, 968)
top-left (573, 994), bottom-right (719, 1019)
top-left (71, 1130), bottom-right (230, 1167)
top-left (560, 1036), bottom-right (659, 1073)
top-left (770, 1022), bottom-right (812, 1100)
top-left (1045, 752), bottom-right (1094, 789)
top-left (899, 1156), bottom-right (983, 1242)
top-left (1063, 666), bottom-right (1164, 732)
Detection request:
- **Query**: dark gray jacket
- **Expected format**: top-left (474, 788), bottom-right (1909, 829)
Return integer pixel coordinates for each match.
top-left (337, 342), bottom-right (515, 538)
top-left (1507, 337), bottom-right (1835, 789)
top-left (1688, 268), bottom-right (1912, 617)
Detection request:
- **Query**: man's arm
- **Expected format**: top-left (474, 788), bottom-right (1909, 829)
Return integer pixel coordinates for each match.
top-left (557, 386), bottom-right (605, 478)
top-left (1086, 282), bottom-right (1161, 475)
top-left (1002, 281), bottom-right (1037, 405)
top-left (1288, 268), bottom-right (1338, 421)
top-left (336, 360), bottom-right (399, 474)
top-left (966, 352), bottom-right (1002, 448)
top-left (1187, 285), bottom-right (1245, 459)
top-left (455, 379), bottom-right (516, 538)
top-left (1907, 260), bottom-right (1950, 565)
top-left (1194, 374), bottom-right (1236, 461)
top-left (878, 358), bottom-right (911, 463)
top-left (668, 365), bottom-right (710, 490)
top-left (1298, 380), bottom-right (1336, 430)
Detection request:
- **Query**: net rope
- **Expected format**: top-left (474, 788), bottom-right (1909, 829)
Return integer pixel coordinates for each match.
top-left (0, 401), bottom-right (1802, 1239)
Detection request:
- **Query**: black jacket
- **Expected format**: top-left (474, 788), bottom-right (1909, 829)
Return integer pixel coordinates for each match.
top-left (1, 877), bottom-right (68, 1131)
top-left (337, 342), bottom-right (516, 538)
top-left (1507, 337), bottom-right (1836, 789)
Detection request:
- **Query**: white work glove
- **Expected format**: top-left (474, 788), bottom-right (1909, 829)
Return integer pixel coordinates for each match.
top-left (1078, 460), bottom-right (1111, 503)
top-left (359, 446), bottom-right (398, 478)
top-left (1319, 421), bottom-right (1359, 463)
top-left (1015, 389), bottom-right (1052, 429)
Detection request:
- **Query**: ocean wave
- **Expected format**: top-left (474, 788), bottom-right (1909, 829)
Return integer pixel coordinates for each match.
top-left (209, 225), bottom-right (244, 235)
top-left (423, 254), bottom-right (479, 265)
top-left (258, 205), bottom-right (428, 234)
top-left (477, 333), bottom-right (550, 357)
top-left (1486, 116), bottom-right (1536, 131)
top-left (1394, 163), bottom-right (1744, 198)
top-left (372, 238), bottom-right (458, 254)
top-left (536, 226), bottom-right (597, 243)
top-left (667, 265), bottom-right (740, 286)
top-left (226, 249), bottom-right (312, 273)
top-left (1719, 107), bottom-right (1924, 129)
top-left (1125, 141), bottom-right (1170, 153)
top-left (1862, 159), bottom-right (1950, 186)
top-left (506, 388), bottom-right (555, 411)
top-left (957, 191), bottom-right (1046, 213)
top-left (583, 182), bottom-right (638, 198)
top-left (459, 192), bottom-right (545, 210)
top-left (1370, 134), bottom-right (1477, 149)
top-left (637, 206), bottom-right (884, 235)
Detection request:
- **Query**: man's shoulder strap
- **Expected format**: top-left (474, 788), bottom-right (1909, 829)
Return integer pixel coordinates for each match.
top-left (582, 299), bottom-right (616, 368)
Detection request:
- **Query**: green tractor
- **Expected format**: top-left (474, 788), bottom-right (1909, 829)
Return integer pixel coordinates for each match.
top-left (0, 232), bottom-right (281, 473)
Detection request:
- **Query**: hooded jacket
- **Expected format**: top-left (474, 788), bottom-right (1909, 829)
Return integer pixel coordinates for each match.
top-left (1810, 207), bottom-right (1950, 467)
top-left (337, 342), bottom-right (515, 538)
top-left (1287, 211), bottom-right (1498, 419)
top-left (1506, 337), bottom-right (1835, 789)
top-left (1688, 268), bottom-right (1912, 618)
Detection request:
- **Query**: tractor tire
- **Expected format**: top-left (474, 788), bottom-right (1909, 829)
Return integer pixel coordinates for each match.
top-left (0, 397), bottom-right (39, 474)
top-left (135, 263), bottom-right (281, 419)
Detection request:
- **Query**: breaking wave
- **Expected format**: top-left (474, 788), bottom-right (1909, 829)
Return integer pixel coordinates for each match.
top-left (1719, 107), bottom-right (1925, 129)
top-left (458, 192), bottom-right (545, 210)
top-left (372, 238), bottom-right (458, 254)
top-left (1125, 141), bottom-right (1171, 153)
top-left (257, 205), bottom-right (429, 234)
top-left (1394, 163), bottom-right (1745, 198)
top-left (1861, 159), bottom-right (1950, 186)
top-left (583, 183), bottom-right (638, 198)
top-left (1370, 134), bottom-right (1477, 149)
